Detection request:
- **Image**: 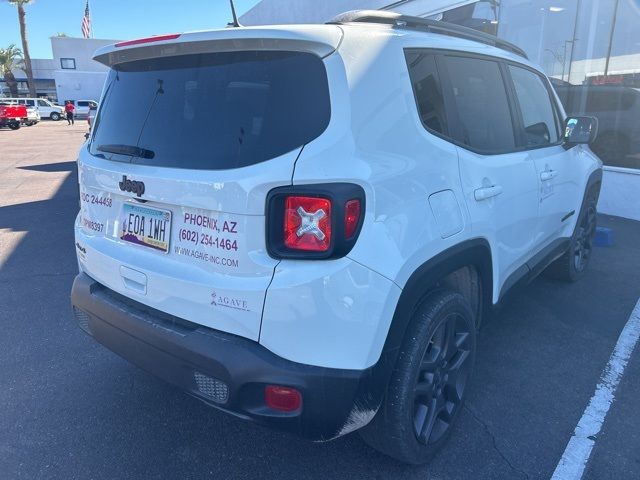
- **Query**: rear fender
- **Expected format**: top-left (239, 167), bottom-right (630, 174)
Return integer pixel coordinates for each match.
top-left (366, 238), bottom-right (493, 408)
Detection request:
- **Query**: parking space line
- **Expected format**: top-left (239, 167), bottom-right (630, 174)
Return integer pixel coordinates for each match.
top-left (551, 298), bottom-right (640, 480)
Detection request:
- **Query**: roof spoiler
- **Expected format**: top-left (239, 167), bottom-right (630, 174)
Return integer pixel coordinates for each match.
top-left (93, 27), bottom-right (343, 67)
top-left (327, 10), bottom-right (528, 59)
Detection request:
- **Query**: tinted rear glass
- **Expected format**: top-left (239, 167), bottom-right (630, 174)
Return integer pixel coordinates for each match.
top-left (405, 51), bottom-right (448, 136)
top-left (90, 51), bottom-right (330, 170)
top-left (442, 55), bottom-right (516, 153)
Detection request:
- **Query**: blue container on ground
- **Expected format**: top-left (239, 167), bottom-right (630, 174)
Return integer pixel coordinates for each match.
top-left (594, 226), bottom-right (614, 247)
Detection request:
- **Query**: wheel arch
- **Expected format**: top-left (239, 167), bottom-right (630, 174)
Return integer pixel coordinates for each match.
top-left (392, 238), bottom-right (493, 334)
top-left (586, 167), bottom-right (603, 203)
top-left (367, 239), bottom-right (493, 406)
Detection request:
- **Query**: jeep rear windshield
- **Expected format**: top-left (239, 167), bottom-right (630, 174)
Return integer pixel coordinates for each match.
top-left (89, 50), bottom-right (331, 170)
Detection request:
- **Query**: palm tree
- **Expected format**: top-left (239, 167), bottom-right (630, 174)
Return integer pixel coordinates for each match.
top-left (0, 44), bottom-right (24, 97)
top-left (8, 0), bottom-right (36, 97)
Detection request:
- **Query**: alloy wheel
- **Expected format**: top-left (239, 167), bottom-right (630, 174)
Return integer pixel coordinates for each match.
top-left (573, 204), bottom-right (596, 273)
top-left (412, 312), bottom-right (473, 445)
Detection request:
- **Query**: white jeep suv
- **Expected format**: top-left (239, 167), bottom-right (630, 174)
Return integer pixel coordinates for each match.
top-left (71, 11), bottom-right (602, 464)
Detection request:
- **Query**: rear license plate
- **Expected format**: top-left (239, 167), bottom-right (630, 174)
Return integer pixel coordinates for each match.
top-left (120, 203), bottom-right (171, 253)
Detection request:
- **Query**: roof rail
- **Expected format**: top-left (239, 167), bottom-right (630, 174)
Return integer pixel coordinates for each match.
top-left (327, 10), bottom-right (528, 60)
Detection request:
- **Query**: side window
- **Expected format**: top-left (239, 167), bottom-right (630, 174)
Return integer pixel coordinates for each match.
top-left (508, 65), bottom-right (559, 147)
top-left (442, 55), bottom-right (516, 153)
top-left (26, 99), bottom-right (35, 106)
top-left (78, 101), bottom-right (88, 107)
top-left (38, 99), bottom-right (48, 107)
top-left (405, 51), bottom-right (448, 136)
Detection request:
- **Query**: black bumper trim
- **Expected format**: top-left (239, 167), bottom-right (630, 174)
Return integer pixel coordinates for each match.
top-left (70, 273), bottom-right (384, 440)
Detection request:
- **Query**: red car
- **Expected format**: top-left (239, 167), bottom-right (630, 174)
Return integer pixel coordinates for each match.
top-left (0, 103), bottom-right (28, 130)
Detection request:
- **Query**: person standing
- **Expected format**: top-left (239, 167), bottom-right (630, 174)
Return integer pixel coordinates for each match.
top-left (65, 101), bottom-right (75, 125)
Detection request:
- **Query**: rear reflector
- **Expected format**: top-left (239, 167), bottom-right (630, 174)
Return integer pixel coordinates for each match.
top-left (115, 33), bottom-right (181, 47)
top-left (284, 196), bottom-right (332, 252)
top-left (265, 385), bottom-right (302, 412)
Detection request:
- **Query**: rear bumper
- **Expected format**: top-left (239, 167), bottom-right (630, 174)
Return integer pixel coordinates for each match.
top-left (70, 272), bottom-right (382, 440)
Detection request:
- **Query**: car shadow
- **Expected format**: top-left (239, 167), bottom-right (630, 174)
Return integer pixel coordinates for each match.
top-left (17, 161), bottom-right (77, 173)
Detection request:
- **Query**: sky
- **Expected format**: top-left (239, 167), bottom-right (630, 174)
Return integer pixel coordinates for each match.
top-left (0, 0), bottom-right (261, 59)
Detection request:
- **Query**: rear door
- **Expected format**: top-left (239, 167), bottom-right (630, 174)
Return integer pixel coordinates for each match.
top-left (78, 48), bottom-right (333, 341)
top-left (437, 53), bottom-right (540, 290)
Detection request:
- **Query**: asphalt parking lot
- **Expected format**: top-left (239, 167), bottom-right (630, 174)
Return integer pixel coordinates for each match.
top-left (1, 121), bottom-right (639, 479)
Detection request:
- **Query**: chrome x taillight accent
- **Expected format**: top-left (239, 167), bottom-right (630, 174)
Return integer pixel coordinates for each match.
top-left (296, 206), bottom-right (327, 240)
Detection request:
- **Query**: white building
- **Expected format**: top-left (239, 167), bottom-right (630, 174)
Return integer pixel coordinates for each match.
top-left (1, 57), bottom-right (56, 99)
top-left (51, 36), bottom-right (119, 103)
top-left (1, 36), bottom-right (119, 104)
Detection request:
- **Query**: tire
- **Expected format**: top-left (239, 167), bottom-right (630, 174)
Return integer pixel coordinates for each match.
top-left (50, 112), bottom-right (61, 121)
top-left (359, 290), bottom-right (476, 464)
top-left (545, 193), bottom-right (597, 282)
top-left (8, 121), bottom-right (20, 130)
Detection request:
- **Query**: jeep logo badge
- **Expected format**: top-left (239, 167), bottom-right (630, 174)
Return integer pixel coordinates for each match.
top-left (119, 175), bottom-right (145, 197)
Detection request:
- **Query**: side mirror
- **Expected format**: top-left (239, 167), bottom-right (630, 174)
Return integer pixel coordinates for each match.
top-left (563, 116), bottom-right (598, 145)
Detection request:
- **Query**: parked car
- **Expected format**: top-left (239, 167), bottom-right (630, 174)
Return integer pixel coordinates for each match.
top-left (2, 97), bottom-right (65, 121)
top-left (23, 106), bottom-right (40, 126)
top-left (74, 99), bottom-right (98, 118)
top-left (554, 84), bottom-right (640, 168)
top-left (0, 102), bottom-right (27, 130)
top-left (71, 11), bottom-right (602, 464)
top-left (87, 103), bottom-right (97, 129)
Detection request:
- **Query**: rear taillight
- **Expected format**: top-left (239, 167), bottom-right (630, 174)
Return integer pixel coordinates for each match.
top-left (266, 183), bottom-right (365, 260)
top-left (284, 196), bottom-right (332, 252)
top-left (344, 199), bottom-right (361, 239)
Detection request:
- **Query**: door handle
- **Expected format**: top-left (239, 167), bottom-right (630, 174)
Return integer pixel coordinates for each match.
top-left (540, 169), bottom-right (558, 181)
top-left (474, 185), bottom-right (503, 201)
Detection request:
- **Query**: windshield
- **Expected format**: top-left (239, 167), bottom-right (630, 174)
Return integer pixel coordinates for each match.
top-left (90, 50), bottom-right (331, 170)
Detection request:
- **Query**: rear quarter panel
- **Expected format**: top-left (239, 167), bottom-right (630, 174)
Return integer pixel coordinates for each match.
top-left (293, 29), bottom-right (473, 289)
top-left (260, 29), bottom-right (480, 370)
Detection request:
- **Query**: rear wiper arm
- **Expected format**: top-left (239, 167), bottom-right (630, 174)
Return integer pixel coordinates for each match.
top-left (97, 144), bottom-right (155, 159)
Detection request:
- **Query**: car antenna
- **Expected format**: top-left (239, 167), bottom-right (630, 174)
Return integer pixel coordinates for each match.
top-left (228, 0), bottom-right (242, 27)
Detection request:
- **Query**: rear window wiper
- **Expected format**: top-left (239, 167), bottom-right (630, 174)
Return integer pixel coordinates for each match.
top-left (96, 144), bottom-right (155, 159)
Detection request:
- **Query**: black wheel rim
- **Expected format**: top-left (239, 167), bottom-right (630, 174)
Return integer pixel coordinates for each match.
top-left (413, 312), bottom-right (472, 445)
top-left (573, 204), bottom-right (596, 273)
